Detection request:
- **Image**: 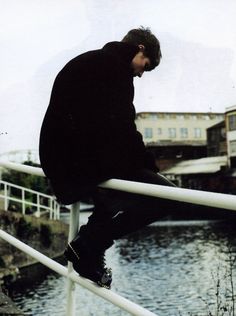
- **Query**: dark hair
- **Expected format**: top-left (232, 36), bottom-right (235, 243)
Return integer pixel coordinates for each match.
top-left (122, 26), bottom-right (162, 70)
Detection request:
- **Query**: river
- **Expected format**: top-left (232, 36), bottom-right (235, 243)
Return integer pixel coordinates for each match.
top-left (9, 212), bottom-right (236, 316)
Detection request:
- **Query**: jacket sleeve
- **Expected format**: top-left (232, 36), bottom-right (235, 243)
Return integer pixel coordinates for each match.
top-left (103, 74), bottom-right (158, 173)
top-left (144, 150), bottom-right (159, 172)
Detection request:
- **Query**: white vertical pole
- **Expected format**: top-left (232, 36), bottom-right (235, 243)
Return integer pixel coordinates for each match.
top-left (4, 183), bottom-right (8, 211)
top-left (66, 202), bottom-right (80, 316)
top-left (57, 203), bottom-right (60, 220)
top-left (22, 190), bottom-right (25, 215)
top-left (49, 199), bottom-right (53, 220)
top-left (36, 194), bottom-right (40, 218)
top-left (53, 200), bottom-right (56, 220)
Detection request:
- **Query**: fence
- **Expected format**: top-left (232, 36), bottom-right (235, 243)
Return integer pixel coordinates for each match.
top-left (0, 180), bottom-right (60, 219)
top-left (0, 161), bottom-right (236, 316)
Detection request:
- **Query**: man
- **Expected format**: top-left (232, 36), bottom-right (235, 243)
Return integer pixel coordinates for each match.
top-left (39, 27), bottom-right (176, 289)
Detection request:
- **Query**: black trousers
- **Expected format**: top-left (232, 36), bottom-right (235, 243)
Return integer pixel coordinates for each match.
top-left (80, 169), bottom-right (192, 248)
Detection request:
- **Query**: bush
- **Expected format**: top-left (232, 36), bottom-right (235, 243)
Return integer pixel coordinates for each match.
top-left (40, 224), bottom-right (52, 248)
top-left (2, 160), bottom-right (52, 195)
top-left (0, 256), bottom-right (6, 268)
top-left (16, 217), bottom-right (36, 239)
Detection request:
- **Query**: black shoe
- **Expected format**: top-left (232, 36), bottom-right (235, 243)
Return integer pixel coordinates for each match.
top-left (64, 238), bottom-right (112, 289)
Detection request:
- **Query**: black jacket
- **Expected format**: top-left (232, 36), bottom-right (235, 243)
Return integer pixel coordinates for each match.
top-left (39, 41), bottom-right (158, 204)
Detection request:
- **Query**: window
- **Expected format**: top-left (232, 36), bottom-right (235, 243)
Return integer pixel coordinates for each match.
top-left (180, 128), bottom-right (188, 138)
top-left (220, 127), bottom-right (226, 139)
top-left (149, 114), bottom-right (157, 120)
top-left (209, 130), bottom-right (216, 141)
top-left (230, 140), bottom-right (236, 154)
top-left (144, 128), bottom-right (153, 139)
top-left (157, 113), bottom-right (164, 119)
top-left (228, 114), bottom-right (236, 131)
top-left (194, 128), bottom-right (201, 138)
top-left (168, 128), bottom-right (176, 138)
top-left (157, 128), bottom-right (162, 135)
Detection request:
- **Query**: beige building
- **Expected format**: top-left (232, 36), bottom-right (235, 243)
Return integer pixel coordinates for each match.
top-left (135, 112), bottom-right (225, 145)
top-left (225, 105), bottom-right (236, 168)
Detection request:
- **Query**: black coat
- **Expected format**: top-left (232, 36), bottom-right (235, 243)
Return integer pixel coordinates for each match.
top-left (39, 41), bottom-right (158, 204)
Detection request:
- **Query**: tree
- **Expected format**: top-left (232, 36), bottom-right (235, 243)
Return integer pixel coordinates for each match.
top-left (2, 160), bottom-right (52, 196)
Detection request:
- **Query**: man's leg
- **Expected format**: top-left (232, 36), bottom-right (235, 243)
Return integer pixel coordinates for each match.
top-left (65, 169), bottom-right (187, 287)
top-left (93, 169), bottom-right (179, 240)
top-left (64, 189), bottom-right (116, 289)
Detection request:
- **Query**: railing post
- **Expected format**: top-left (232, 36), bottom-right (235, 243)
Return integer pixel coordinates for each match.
top-left (22, 189), bottom-right (25, 215)
top-left (54, 201), bottom-right (58, 220)
top-left (36, 194), bottom-right (40, 218)
top-left (49, 199), bottom-right (53, 220)
top-left (4, 183), bottom-right (8, 211)
top-left (57, 203), bottom-right (60, 220)
top-left (66, 202), bottom-right (80, 316)
top-left (52, 200), bottom-right (55, 220)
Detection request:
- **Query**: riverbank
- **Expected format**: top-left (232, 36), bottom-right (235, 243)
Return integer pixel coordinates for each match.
top-left (0, 209), bottom-right (69, 286)
top-left (0, 287), bottom-right (24, 315)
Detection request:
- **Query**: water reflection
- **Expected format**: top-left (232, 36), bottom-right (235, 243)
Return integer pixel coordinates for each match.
top-left (11, 219), bottom-right (236, 316)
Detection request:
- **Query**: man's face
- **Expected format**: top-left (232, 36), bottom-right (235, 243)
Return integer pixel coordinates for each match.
top-left (131, 48), bottom-right (151, 78)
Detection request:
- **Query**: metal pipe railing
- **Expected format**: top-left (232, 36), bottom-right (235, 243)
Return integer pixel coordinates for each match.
top-left (1, 160), bottom-right (236, 316)
top-left (66, 202), bottom-right (80, 316)
top-left (0, 161), bottom-right (160, 315)
top-left (100, 179), bottom-right (236, 211)
top-left (0, 180), bottom-right (60, 219)
top-left (1, 161), bottom-right (236, 211)
top-left (0, 229), bottom-right (157, 316)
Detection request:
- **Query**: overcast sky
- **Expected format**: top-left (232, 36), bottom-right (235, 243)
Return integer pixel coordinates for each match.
top-left (1, 0), bottom-right (236, 155)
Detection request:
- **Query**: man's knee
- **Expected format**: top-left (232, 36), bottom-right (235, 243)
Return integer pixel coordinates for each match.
top-left (125, 169), bottom-right (176, 187)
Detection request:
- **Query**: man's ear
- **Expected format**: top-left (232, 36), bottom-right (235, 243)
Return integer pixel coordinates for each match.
top-left (138, 44), bottom-right (145, 52)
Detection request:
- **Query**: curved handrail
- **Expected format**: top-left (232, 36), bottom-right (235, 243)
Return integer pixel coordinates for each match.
top-left (0, 160), bottom-right (236, 316)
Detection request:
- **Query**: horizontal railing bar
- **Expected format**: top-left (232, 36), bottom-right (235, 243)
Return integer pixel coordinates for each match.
top-left (0, 229), bottom-right (158, 316)
top-left (0, 195), bottom-right (52, 213)
top-left (0, 161), bottom-right (45, 177)
top-left (100, 179), bottom-right (236, 211)
top-left (0, 180), bottom-right (51, 198)
top-left (1, 161), bottom-right (236, 211)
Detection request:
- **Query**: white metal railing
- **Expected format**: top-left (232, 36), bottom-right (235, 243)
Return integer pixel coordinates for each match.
top-left (0, 161), bottom-right (236, 316)
top-left (0, 229), bottom-right (157, 316)
top-left (0, 161), bottom-right (159, 316)
top-left (0, 180), bottom-right (60, 220)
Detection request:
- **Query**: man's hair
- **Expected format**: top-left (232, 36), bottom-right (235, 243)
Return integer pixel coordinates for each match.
top-left (122, 27), bottom-right (162, 70)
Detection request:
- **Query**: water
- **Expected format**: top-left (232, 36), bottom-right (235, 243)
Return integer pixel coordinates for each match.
top-left (10, 214), bottom-right (236, 316)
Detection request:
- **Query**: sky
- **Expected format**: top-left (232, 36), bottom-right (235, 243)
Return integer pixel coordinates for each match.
top-left (1, 0), bottom-right (236, 155)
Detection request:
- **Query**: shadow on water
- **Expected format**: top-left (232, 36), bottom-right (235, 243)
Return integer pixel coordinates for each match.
top-left (9, 219), bottom-right (236, 316)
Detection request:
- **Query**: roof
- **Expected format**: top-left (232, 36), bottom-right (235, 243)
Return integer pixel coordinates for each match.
top-left (207, 120), bottom-right (225, 130)
top-left (147, 140), bottom-right (206, 147)
top-left (162, 156), bottom-right (228, 175)
top-left (136, 111), bottom-right (224, 115)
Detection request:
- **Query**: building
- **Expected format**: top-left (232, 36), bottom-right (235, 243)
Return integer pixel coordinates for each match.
top-left (206, 120), bottom-right (227, 157)
top-left (135, 111), bottom-right (224, 170)
top-left (225, 105), bottom-right (236, 168)
top-left (135, 112), bottom-right (225, 145)
top-left (162, 155), bottom-right (229, 191)
top-left (160, 106), bottom-right (236, 194)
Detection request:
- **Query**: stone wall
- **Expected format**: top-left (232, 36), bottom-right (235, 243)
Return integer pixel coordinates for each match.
top-left (0, 209), bottom-right (69, 283)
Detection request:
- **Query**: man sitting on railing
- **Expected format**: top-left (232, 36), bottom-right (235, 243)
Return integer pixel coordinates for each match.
top-left (39, 27), bottom-right (176, 289)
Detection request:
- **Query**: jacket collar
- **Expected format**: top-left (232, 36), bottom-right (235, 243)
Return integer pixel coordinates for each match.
top-left (102, 41), bottom-right (139, 75)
